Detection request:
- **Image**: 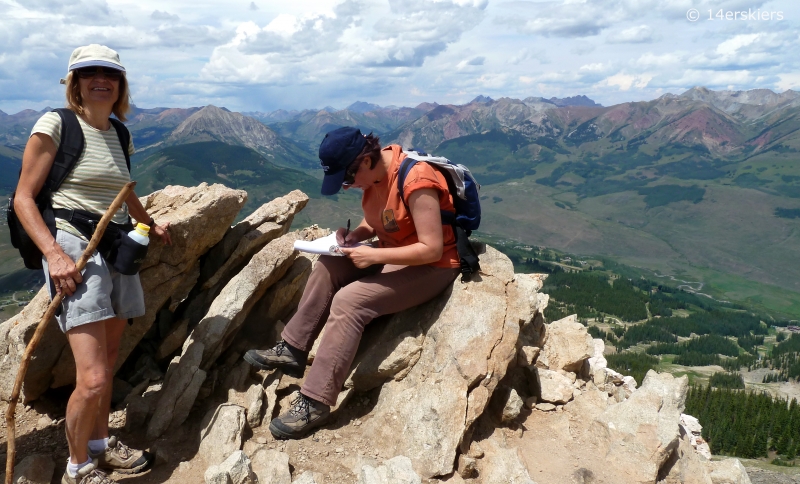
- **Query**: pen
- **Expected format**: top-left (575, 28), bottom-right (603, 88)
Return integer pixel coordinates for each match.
top-left (345, 219), bottom-right (351, 243)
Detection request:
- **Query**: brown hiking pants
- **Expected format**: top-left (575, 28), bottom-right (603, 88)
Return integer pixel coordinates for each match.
top-left (282, 255), bottom-right (459, 406)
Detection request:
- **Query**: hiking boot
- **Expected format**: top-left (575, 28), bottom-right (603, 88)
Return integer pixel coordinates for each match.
top-left (269, 393), bottom-right (330, 439)
top-left (244, 340), bottom-right (307, 377)
top-left (88, 436), bottom-right (153, 474)
top-left (61, 460), bottom-right (117, 484)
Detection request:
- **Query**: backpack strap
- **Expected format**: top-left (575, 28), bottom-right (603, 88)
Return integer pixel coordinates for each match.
top-left (109, 117), bottom-right (131, 173)
top-left (397, 156), bottom-right (457, 225)
top-left (46, 108), bottom-right (85, 193)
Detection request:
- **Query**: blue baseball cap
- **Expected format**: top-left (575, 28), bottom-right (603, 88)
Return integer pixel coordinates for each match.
top-left (319, 127), bottom-right (367, 196)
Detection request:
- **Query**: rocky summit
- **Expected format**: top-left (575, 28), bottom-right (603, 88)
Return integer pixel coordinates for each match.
top-left (0, 185), bottom-right (752, 484)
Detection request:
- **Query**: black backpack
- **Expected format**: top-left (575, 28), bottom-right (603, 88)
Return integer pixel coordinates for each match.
top-left (7, 108), bottom-right (131, 270)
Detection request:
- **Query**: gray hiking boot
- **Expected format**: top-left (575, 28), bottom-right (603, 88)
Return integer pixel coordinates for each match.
top-left (61, 460), bottom-right (117, 484)
top-left (89, 436), bottom-right (153, 474)
top-left (269, 393), bottom-right (330, 439)
top-left (244, 340), bottom-right (307, 377)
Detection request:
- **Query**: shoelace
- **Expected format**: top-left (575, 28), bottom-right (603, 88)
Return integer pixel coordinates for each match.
top-left (273, 340), bottom-right (289, 357)
top-left (113, 440), bottom-right (131, 460)
top-left (288, 394), bottom-right (312, 422)
top-left (84, 468), bottom-right (115, 484)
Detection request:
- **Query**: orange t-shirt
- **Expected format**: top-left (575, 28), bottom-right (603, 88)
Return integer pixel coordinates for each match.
top-left (361, 145), bottom-right (459, 269)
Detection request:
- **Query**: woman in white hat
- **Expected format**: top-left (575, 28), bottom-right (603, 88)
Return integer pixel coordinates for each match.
top-left (15, 44), bottom-right (169, 483)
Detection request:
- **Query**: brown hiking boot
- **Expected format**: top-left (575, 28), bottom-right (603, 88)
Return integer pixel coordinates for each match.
top-left (244, 340), bottom-right (307, 377)
top-left (61, 460), bottom-right (117, 484)
top-left (269, 393), bottom-right (330, 439)
top-left (89, 436), bottom-right (153, 474)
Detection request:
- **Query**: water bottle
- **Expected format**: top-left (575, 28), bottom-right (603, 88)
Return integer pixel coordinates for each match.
top-left (128, 223), bottom-right (150, 246)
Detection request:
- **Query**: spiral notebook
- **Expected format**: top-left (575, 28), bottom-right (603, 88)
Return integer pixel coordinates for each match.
top-left (293, 233), bottom-right (364, 256)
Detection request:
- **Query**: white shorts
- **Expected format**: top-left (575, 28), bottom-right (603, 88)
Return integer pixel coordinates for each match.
top-left (43, 230), bottom-right (146, 333)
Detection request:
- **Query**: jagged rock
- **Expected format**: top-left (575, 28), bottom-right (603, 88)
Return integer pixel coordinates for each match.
top-left (587, 338), bottom-right (607, 376)
top-left (358, 456), bottom-right (422, 484)
top-left (260, 371), bottom-right (282, 426)
top-left (590, 370), bottom-right (688, 483)
top-left (293, 472), bottom-right (318, 484)
top-left (352, 252), bottom-right (546, 478)
top-left (0, 184), bottom-right (247, 402)
top-left (535, 402), bottom-right (556, 411)
top-left (155, 318), bottom-right (190, 361)
top-left (148, 228), bottom-right (325, 438)
top-left (517, 346), bottom-right (539, 367)
top-left (198, 404), bottom-right (246, 466)
top-left (536, 314), bottom-right (594, 372)
top-left (0, 288), bottom-right (65, 402)
top-left (245, 384), bottom-right (264, 428)
top-left (204, 451), bottom-right (255, 484)
top-left (146, 342), bottom-right (207, 439)
top-left (681, 413), bottom-right (711, 459)
top-left (708, 459), bottom-right (752, 484)
top-left (537, 368), bottom-right (575, 404)
top-left (457, 455), bottom-right (477, 478)
top-left (250, 448), bottom-right (291, 484)
top-left (659, 431), bottom-right (714, 484)
top-left (202, 190), bottom-right (309, 291)
top-left (11, 453), bottom-right (55, 484)
top-left (501, 388), bottom-right (524, 423)
top-left (476, 430), bottom-right (537, 484)
top-left (594, 366), bottom-right (624, 386)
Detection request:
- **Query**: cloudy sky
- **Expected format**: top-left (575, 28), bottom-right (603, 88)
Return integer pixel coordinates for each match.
top-left (1, 0), bottom-right (798, 114)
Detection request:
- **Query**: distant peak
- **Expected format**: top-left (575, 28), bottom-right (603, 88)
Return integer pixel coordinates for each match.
top-left (548, 95), bottom-right (602, 107)
top-left (321, 106), bottom-right (338, 113)
top-left (471, 95), bottom-right (493, 104)
top-left (0, 109), bottom-right (6, 117)
top-left (346, 101), bottom-right (382, 113)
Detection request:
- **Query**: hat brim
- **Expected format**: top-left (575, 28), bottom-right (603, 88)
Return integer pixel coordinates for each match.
top-left (320, 169), bottom-right (348, 196)
top-left (69, 60), bottom-right (126, 72)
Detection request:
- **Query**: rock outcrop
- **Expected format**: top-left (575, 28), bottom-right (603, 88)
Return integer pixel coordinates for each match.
top-left (1, 185), bottom-right (753, 484)
top-left (0, 183), bottom-right (247, 402)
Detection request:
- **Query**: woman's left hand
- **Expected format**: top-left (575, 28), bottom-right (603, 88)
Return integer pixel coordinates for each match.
top-left (152, 221), bottom-right (172, 245)
top-left (340, 246), bottom-right (377, 268)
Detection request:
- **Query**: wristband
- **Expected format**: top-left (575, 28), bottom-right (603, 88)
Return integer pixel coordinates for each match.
top-left (148, 217), bottom-right (155, 227)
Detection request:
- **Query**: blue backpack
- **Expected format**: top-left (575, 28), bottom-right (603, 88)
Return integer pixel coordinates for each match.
top-left (397, 150), bottom-right (482, 281)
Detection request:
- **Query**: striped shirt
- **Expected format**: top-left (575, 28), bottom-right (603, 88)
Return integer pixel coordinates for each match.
top-left (31, 111), bottom-right (134, 234)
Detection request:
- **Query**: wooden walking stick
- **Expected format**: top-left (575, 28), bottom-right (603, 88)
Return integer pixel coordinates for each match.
top-left (5, 181), bottom-right (136, 483)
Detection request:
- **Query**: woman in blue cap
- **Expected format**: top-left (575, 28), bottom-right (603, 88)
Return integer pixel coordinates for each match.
top-left (15, 44), bottom-right (170, 483)
top-left (245, 127), bottom-right (461, 439)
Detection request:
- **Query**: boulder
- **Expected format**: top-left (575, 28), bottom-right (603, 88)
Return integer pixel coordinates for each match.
top-left (148, 227), bottom-right (326, 438)
top-left (0, 183), bottom-right (247, 402)
top-left (658, 432), bottom-right (714, 484)
top-left (11, 453), bottom-right (55, 484)
top-left (708, 459), bottom-right (752, 484)
top-left (202, 190), bottom-right (309, 291)
top-left (587, 338), bottom-right (607, 376)
top-left (250, 448), bottom-right (291, 484)
top-left (537, 368), bottom-right (575, 404)
top-left (198, 404), bottom-right (247, 466)
top-left (476, 430), bottom-right (537, 484)
top-left (204, 451), bottom-right (255, 484)
top-left (517, 346), bottom-right (540, 367)
top-left (501, 388), bottom-right (524, 423)
top-left (293, 472), bottom-right (318, 484)
top-left (354, 251), bottom-right (547, 478)
top-left (358, 456), bottom-right (422, 484)
top-left (536, 315), bottom-right (594, 372)
top-left (681, 413), bottom-right (711, 460)
top-left (590, 370), bottom-right (688, 484)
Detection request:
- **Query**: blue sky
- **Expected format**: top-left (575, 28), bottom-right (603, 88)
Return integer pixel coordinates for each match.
top-left (1, 0), bottom-right (798, 113)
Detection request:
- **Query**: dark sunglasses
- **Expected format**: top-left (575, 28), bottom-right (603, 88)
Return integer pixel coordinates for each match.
top-left (342, 160), bottom-right (361, 186)
top-left (75, 67), bottom-right (123, 80)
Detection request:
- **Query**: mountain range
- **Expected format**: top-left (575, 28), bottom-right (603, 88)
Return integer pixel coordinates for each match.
top-left (0, 88), bottom-right (799, 316)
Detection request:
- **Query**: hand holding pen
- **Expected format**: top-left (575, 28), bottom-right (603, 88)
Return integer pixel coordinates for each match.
top-left (336, 218), bottom-right (352, 246)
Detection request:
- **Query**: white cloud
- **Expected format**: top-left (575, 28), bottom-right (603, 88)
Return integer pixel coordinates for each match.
top-left (607, 25), bottom-right (655, 43)
top-left (151, 10), bottom-right (179, 21)
top-left (602, 73), bottom-right (653, 91)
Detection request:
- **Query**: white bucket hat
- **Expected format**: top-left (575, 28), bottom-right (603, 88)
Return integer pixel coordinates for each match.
top-left (60, 44), bottom-right (126, 84)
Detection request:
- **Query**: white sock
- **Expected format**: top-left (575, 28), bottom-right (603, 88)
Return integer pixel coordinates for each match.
top-left (67, 457), bottom-right (91, 477)
top-left (88, 437), bottom-right (109, 454)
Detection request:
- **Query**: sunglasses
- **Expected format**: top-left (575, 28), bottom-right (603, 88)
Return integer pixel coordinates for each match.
top-left (342, 161), bottom-right (361, 186)
top-left (75, 67), bottom-right (123, 81)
